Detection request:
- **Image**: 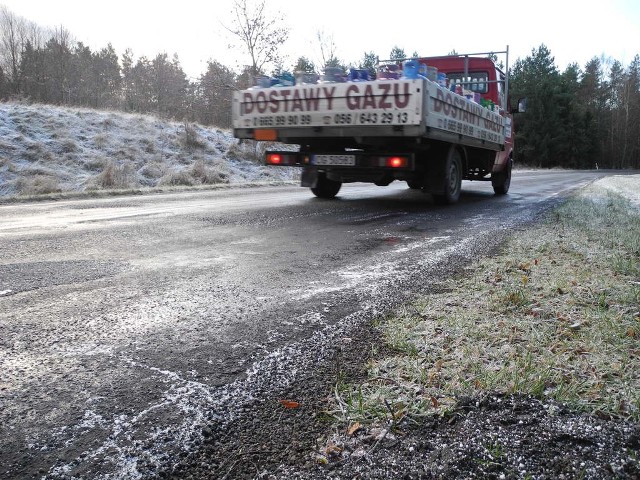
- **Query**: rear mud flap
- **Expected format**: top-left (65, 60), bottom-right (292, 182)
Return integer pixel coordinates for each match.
top-left (423, 161), bottom-right (445, 194)
top-left (301, 167), bottom-right (318, 188)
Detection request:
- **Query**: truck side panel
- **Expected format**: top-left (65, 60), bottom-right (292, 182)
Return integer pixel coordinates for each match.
top-left (233, 79), bottom-right (505, 151)
top-left (425, 81), bottom-right (505, 147)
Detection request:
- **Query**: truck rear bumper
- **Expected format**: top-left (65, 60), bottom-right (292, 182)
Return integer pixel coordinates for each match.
top-left (266, 150), bottom-right (416, 187)
top-left (302, 167), bottom-right (410, 187)
top-left (264, 150), bottom-right (415, 170)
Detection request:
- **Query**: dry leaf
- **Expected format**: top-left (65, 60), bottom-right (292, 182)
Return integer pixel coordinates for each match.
top-left (347, 422), bottom-right (362, 436)
top-left (430, 396), bottom-right (439, 408)
top-left (324, 444), bottom-right (342, 457)
top-left (393, 409), bottom-right (407, 421)
top-left (522, 275), bottom-right (529, 285)
top-left (279, 399), bottom-right (300, 409)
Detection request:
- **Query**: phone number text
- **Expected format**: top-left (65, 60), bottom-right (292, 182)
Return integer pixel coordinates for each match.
top-left (251, 111), bottom-right (411, 127)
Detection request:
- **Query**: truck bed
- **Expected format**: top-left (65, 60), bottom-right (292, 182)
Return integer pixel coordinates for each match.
top-left (232, 78), bottom-right (506, 151)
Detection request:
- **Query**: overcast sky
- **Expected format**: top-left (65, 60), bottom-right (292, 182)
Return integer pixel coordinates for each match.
top-left (2, 0), bottom-right (639, 80)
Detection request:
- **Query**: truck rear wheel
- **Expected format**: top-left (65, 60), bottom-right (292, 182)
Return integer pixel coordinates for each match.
top-left (311, 174), bottom-right (342, 199)
top-left (433, 147), bottom-right (462, 205)
top-left (492, 158), bottom-right (512, 195)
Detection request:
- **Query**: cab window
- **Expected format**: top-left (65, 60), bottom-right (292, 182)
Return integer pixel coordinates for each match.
top-left (446, 71), bottom-right (489, 93)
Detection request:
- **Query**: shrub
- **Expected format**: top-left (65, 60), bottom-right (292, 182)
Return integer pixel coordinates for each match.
top-left (94, 161), bottom-right (132, 189)
top-left (226, 139), bottom-right (264, 163)
top-left (139, 162), bottom-right (165, 180)
top-left (92, 133), bottom-right (108, 149)
top-left (83, 156), bottom-right (107, 172)
top-left (158, 169), bottom-right (194, 186)
top-left (140, 138), bottom-right (156, 154)
top-left (16, 175), bottom-right (61, 195)
top-left (59, 138), bottom-right (79, 154)
top-left (181, 122), bottom-right (206, 150)
top-left (22, 141), bottom-right (49, 162)
top-left (190, 159), bottom-right (230, 185)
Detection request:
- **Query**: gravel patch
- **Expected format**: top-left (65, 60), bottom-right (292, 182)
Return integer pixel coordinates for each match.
top-left (0, 260), bottom-right (123, 295)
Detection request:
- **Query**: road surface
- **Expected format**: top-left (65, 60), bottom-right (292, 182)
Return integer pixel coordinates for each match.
top-left (0, 170), bottom-right (627, 479)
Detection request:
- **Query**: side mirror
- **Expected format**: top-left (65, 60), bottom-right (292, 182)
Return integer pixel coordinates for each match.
top-left (511, 97), bottom-right (527, 114)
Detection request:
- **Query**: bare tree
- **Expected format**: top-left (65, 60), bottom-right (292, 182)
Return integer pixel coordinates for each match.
top-left (315, 29), bottom-right (339, 70)
top-left (226, 0), bottom-right (288, 77)
top-left (0, 6), bottom-right (27, 92)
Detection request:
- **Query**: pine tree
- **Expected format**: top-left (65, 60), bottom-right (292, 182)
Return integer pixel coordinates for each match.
top-left (510, 44), bottom-right (562, 167)
top-left (358, 52), bottom-right (378, 78)
top-left (196, 60), bottom-right (236, 127)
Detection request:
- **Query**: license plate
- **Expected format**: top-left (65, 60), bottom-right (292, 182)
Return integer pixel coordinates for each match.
top-left (314, 154), bottom-right (356, 166)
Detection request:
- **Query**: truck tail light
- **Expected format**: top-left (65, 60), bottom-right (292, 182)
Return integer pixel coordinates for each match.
top-left (386, 156), bottom-right (408, 168)
top-left (267, 153), bottom-right (282, 165)
top-left (266, 152), bottom-right (300, 166)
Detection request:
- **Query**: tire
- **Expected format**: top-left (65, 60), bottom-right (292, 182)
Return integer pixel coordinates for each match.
top-left (311, 173), bottom-right (342, 199)
top-left (433, 147), bottom-right (462, 205)
top-left (492, 158), bottom-right (512, 195)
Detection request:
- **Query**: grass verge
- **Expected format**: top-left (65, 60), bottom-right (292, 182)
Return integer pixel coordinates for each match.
top-left (0, 179), bottom-right (299, 205)
top-left (328, 183), bottom-right (640, 430)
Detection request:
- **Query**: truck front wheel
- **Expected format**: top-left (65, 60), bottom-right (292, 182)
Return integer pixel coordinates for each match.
top-left (492, 158), bottom-right (512, 195)
top-left (311, 173), bottom-right (342, 199)
top-left (433, 147), bottom-right (462, 205)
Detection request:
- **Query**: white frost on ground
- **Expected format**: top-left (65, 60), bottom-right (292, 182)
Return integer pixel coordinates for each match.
top-left (0, 102), bottom-right (297, 198)
top-left (593, 174), bottom-right (640, 206)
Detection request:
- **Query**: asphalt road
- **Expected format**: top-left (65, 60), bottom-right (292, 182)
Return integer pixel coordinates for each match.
top-left (0, 170), bottom-right (626, 479)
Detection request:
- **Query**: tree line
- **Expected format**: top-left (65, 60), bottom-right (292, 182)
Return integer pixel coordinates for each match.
top-left (1, 3), bottom-right (638, 169)
top-left (510, 45), bottom-right (640, 169)
top-left (0, 6), bottom-right (239, 126)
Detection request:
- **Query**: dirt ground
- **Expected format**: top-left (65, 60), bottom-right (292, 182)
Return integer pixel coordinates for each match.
top-left (161, 322), bottom-right (639, 480)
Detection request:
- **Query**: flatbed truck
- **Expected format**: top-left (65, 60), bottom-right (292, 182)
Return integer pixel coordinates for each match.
top-left (232, 47), bottom-right (524, 204)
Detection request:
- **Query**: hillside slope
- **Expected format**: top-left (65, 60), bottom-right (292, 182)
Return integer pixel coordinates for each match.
top-left (0, 102), bottom-right (297, 198)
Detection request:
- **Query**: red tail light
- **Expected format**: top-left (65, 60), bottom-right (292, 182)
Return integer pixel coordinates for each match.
top-left (267, 154), bottom-right (282, 165)
top-left (266, 152), bottom-right (302, 166)
top-left (386, 156), bottom-right (408, 168)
